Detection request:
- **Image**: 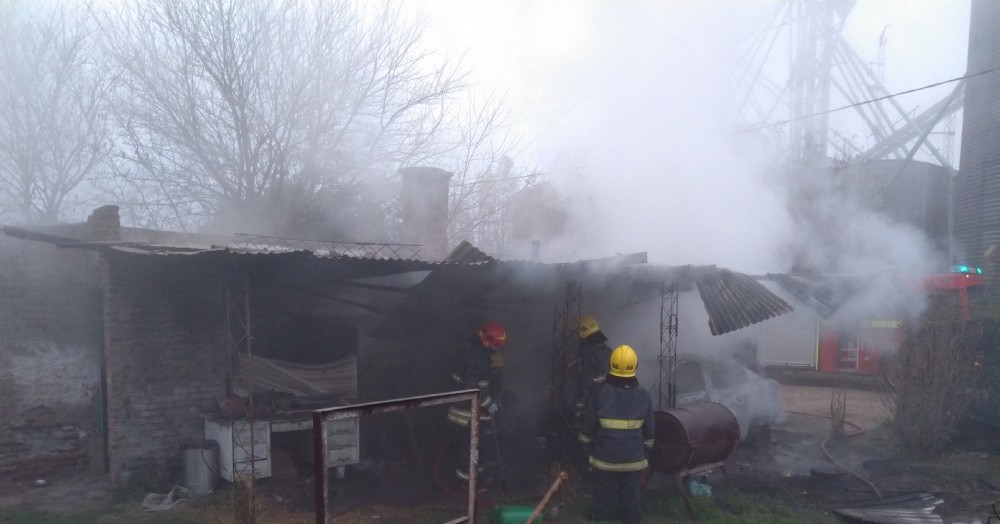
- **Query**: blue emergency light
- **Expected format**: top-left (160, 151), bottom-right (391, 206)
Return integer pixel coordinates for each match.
top-left (950, 265), bottom-right (983, 274)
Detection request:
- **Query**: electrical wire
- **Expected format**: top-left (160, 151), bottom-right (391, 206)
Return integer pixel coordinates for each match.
top-left (737, 67), bottom-right (1000, 134)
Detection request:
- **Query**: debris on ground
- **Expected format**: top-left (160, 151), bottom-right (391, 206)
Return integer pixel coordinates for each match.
top-left (833, 491), bottom-right (944, 524)
top-left (141, 485), bottom-right (191, 512)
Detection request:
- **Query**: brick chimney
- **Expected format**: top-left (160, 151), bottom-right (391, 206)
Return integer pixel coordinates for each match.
top-left (86, 205), bottom-right (121, 241)
top-left (399, 167), bottom-right (451, 260)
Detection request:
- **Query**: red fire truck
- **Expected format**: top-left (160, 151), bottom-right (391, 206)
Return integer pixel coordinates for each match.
top-left (817, 267), bottom-right (986, 374)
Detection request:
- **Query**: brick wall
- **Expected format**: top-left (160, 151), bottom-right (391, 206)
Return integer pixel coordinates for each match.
top-left (102, 251), bottom-right (230, 484)
top-left (0, 236), bottom-right (104, 482)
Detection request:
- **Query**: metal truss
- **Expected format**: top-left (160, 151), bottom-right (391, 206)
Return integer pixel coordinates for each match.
top-left (225, 279), bottom-right (260, 523)
top-left (657, 282), bottom-right (679, 410)
top-left (551, 279), bottom-right (582, 419)
top-left (733, 0), bottom-right (962, 171)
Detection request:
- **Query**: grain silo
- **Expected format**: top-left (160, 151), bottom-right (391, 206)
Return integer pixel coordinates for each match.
top-left (954, 0), bottom-right (1000, 299)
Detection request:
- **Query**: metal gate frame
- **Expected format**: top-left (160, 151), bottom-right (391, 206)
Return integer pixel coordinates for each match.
top-left (312, 389), bottom-right (482, 524)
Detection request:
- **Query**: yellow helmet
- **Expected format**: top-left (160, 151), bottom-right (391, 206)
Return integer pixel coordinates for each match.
top-left (577, 315), bottom-right (600, 339)
top-left (609, 345), bottom-right (638, 377)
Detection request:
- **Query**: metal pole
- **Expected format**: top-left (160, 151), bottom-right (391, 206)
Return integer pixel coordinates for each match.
top-left (467, 397), bottom-right (479, 523)
top-left (313, 410), bottom-right (327, 524)
top-left (244, 278), bottom-right (256, 524)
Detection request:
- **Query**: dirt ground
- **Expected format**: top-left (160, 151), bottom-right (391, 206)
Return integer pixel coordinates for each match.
top-left (780, 384), bottom-right (890, 435)
top-left (729, 385), bottom-right (1000, 522)
top-left (2, 384), bottom-right (999, 523)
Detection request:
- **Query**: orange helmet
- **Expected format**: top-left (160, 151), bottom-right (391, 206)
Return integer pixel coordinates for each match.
top-left (477, 322), bottom-right (507, 348)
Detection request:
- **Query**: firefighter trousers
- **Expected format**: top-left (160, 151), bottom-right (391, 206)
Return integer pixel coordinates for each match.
top-left (590, 468), bottom-right (644, 523)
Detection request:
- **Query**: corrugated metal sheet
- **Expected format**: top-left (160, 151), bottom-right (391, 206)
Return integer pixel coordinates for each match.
top-left (768, 273), bottom-right (842, 317)
top-left (7, 224), bottom-right (796, 336)
top-left (445, 240), bottom-right (496, 263)
top-left (236, 353), bottom-right (357, 399)
top-left (832, 492), bottom-right (945, 524)
top-left (374, 260), bottom-right (795, 338)
top-left (556, 263), bottom-right (793, 335)
top-left (228, 233), bottom-right (423, 260)
top-left (765, 273), bottom-right (869, 318)
top-left (696, 269), bottom-right (793, 335)
top-left (3, 225), bottom-right (431, 262)
top-left (955, 0), bottom-right (1000, 300)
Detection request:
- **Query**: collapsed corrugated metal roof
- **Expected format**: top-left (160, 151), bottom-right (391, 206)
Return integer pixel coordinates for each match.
top-left (697, 269), bottom-right (793, 336)
top-left (373, 247), bottom-right (793, 337)
top-left (369, 242), bottom-right (555, 337)
top-left (765, 272), bottom-right (867, 318)
top-left (5, 224), bottom-right (796, 336)
top-left (582, 263), bottom-right (793, 336)
top-left (833, 492), bottom-right (945, 524)
top-left (444, 239), bottom-right (496, 263)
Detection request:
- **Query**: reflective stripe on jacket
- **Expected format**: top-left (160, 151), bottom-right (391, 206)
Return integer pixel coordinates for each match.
top-left (446, 340), bottom-right (496, 427)
top-left (578, 375), bottom-right (654, 472)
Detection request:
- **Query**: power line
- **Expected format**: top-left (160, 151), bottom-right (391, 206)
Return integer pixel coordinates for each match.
top-left (738, 67), bottom-right (1000, 134)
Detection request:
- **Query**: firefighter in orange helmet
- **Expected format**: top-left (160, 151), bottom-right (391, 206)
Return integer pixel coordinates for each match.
top-left (446, 322), bottom-right (507, 483)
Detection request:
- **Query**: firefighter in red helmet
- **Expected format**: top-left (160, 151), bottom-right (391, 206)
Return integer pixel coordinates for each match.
top-left (446, 322), bottom-right (507, 483)
top-left (478, 322), bottom-right (507, 349)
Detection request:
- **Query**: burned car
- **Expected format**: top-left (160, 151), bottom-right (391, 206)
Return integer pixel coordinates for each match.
top-left (672, 357), bottom-right (784, 441)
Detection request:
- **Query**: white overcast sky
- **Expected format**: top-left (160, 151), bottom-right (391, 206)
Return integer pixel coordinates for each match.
top-left (404, 1), bottom-right (971, 270)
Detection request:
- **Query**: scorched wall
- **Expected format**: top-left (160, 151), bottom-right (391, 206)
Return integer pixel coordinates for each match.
top-left (0, 235), bottom-right (104, 482)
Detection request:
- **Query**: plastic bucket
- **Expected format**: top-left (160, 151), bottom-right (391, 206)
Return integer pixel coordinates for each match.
top-left (182, 440), bottom-right (218, 497)
top-left (489, 505), bottom-right (543, 524)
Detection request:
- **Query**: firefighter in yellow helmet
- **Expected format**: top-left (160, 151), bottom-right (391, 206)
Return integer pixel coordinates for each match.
top-left (446, 322), bottom-right (507, 483)
top-left (574, 315), bottom-right (613, 424)
top-left (578, 345), bottom-right (654, 523)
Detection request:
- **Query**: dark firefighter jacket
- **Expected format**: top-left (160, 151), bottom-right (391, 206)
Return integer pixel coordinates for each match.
top-left (446, 339), bottom-right (497, 427)
top-left (578, 375), bottom-right (655, 472)
top-left (574, 331), bottom-right (611, 413)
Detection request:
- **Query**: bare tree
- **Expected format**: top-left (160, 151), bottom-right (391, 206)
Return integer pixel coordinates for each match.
top-left (446, 92), bottom-right (539, 256)
top-left (879, 294), bottom-right (983, 454)
top-left (100, 0), bottom-right (466, 235)
top-left (1, 0), bottom-right (113, 224)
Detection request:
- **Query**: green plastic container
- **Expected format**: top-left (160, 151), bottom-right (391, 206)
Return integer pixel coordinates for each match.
top-left (489, 505), bottom-right (543, 524)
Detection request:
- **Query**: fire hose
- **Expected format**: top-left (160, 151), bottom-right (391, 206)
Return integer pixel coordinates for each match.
top-left (784, 410), bottom-right (883, 498)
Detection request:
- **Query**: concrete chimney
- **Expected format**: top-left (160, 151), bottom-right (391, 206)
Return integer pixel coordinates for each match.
top-left (87, 205), bottom-right (121, 241)
top-left (399, 167), bottom-right (452, 260)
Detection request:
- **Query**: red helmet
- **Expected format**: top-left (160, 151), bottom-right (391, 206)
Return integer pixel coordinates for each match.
top-left (477, 322), bottom-right (507, 348)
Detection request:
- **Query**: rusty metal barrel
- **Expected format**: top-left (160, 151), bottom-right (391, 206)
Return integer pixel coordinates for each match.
top-left (649, 402), bottom-right (740, 474)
